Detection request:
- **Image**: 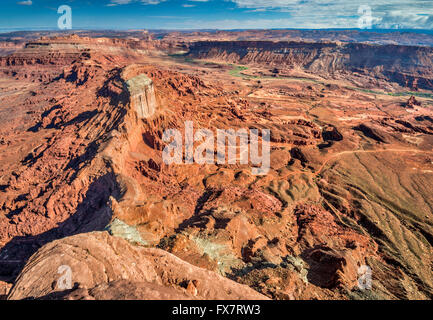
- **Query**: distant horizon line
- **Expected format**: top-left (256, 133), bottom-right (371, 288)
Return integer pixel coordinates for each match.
top-left (2, 27), bottom-right (433, 35)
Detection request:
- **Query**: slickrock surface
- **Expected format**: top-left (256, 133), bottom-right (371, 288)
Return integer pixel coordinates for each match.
top-left (8, 232), bottom-right (268, 300)
top-left (61, 280), bottom-right (193, 300)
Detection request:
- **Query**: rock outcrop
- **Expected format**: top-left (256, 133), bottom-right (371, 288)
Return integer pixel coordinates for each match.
top-left (0, 281), bottom-right (11, 300)
top-left (187, 41), bottom-right (433, 90)
top-left (406, 95), bottom-right (421, 108)
top-left (124, 73), bottom-right (157, 119)
top-left (8, 232), bottom-right (268, 300)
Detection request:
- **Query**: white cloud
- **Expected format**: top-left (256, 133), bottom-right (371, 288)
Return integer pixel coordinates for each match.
top-left (374, 10), bottom-right (433, 29)
top-left (108, 0), bottom-right (166, 5)
top-left (230, 0), bottom-right (299, 9)
top-left (226, 0), bottom-right (433, 29)
top-left (17, 0), bottom-right (32, 5)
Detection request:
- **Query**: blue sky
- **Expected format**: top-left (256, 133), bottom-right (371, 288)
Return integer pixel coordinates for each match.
top-left (1, 0), bottom-right (433, 31)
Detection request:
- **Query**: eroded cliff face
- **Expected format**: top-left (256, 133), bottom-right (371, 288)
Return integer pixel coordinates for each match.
top-left (124, 73), bottom-right (157, 119)
top-left (188, 41), bottom-right (339, 68)
top-left (0, 45), bottom-right (158, 282)
top-left (187, 41), bottom-right (433, 90)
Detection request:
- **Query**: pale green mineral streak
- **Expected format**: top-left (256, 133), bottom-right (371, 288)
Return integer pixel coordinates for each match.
top-left (105, 218), bottom-right (148, 246)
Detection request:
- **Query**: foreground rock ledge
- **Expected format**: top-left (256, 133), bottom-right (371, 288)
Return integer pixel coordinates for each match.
top-left (7, 232), bottom-right (268, 300)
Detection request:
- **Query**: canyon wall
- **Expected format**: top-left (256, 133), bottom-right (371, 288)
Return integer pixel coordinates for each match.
top-left (187, 41), bottom-right (433, 89)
